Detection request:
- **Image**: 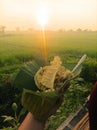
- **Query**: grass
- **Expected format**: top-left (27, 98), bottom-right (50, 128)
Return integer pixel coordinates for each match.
top-left (0, 31), bottom-right (97, 75)
top-left (0, 31), bottom-right (97, 68)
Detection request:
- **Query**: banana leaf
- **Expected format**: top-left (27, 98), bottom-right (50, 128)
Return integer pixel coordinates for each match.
top-left (22, 89), bottom-right (59, 121)
top-left (13, 60), bottom-right (40, 91)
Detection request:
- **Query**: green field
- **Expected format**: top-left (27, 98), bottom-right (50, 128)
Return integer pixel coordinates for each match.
top-left (0, 31), bottom-right (97, 69)
top-left (0, 31), bottom-right (97, 130)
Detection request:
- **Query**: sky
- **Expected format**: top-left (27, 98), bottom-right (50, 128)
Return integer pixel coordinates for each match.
top-left (0, 0), bottom-right (97, 31)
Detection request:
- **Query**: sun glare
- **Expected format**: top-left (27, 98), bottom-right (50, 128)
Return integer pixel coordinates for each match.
top-left (36, 3), bottom-right (49, 30)
top-left (35, 3), bottom-right (49, 64)
top-left (1, 0), bottom-right (97, 30)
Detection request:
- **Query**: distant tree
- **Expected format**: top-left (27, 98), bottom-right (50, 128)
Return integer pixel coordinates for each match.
top-left (58, 28), bottom-right (65, 33)
top-left (68, 29), bottom-right (74, 32)
top-left (83, 29), bottom-right (89, 32)
top-left (16, 27), bottom-right (20, 32)
top-left (76, 28), bottom-right (82, 32)
top-left (28, 28), bottom-right (34, 32)
top-left (0, 26), bottom-right (6, 35)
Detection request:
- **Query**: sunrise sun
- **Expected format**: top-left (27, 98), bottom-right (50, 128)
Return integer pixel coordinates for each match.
top-left (36, 3), bottom-right (49, 30)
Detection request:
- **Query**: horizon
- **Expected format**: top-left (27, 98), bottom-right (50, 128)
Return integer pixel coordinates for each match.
top-left (0, 28), bottom-right (97, 32)
top-left (0, 0), bottom-right (97, 31)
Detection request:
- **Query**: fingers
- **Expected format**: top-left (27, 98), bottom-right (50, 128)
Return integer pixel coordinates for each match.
top-left (47, 94), bottom-right (64, 119)
top-left (47, 81), bottom-right (70, 118)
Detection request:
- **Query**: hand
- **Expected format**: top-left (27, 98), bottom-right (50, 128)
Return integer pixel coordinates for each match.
top-left (47, 80), bottom-right (70, 118)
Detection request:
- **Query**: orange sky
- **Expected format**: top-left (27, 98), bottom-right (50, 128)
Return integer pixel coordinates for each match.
top-left (0, 0), bottom-right (97, 30)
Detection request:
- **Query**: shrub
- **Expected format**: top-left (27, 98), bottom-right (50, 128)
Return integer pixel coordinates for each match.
top-left (81, 58), bottom-right (97, 83)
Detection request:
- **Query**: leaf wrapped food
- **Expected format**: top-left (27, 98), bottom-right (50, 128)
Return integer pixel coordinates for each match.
top-left (13, 55), bottom-right (87, 121)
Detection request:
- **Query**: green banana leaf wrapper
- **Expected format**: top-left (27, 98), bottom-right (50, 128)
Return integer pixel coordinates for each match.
top-left (22, 89), bottom-right (59, 121)
top-left (13, 54), bottom-right (87, 122)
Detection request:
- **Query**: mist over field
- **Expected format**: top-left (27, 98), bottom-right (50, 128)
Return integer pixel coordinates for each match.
top-left (0, 30), bottom-right (97, 67)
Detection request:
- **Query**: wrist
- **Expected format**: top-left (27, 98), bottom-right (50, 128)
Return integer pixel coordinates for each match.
top-left (18, 112), bottom-right (45, 130)
top-left (28, 112), bottom-right (45, 130)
